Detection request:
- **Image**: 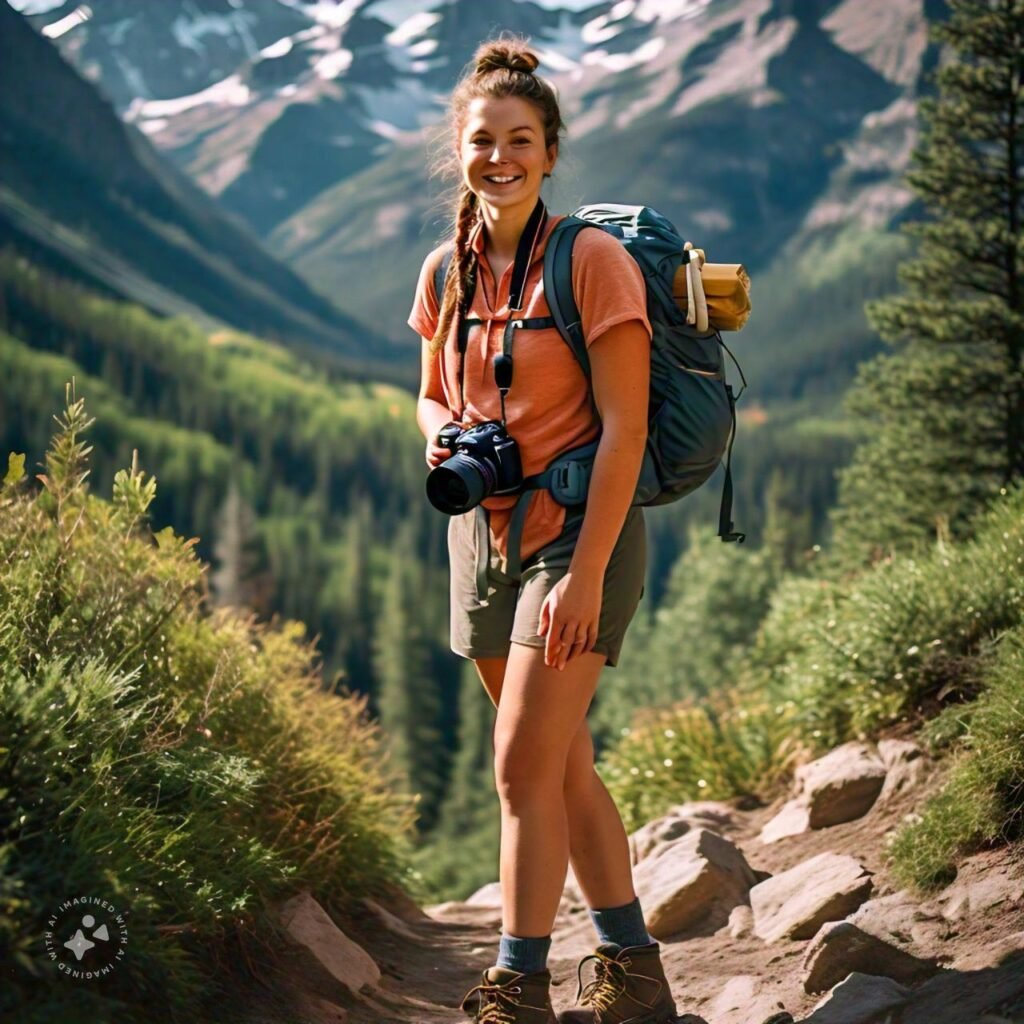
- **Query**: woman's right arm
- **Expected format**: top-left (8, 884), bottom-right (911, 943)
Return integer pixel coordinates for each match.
top-left (417, 335), bottom-right (455, 468)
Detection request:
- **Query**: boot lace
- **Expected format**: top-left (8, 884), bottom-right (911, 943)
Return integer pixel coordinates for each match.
top-left (460, 978), bottom-right (524, 1023)
top-left (574, 951), bottom-right (632, 1012)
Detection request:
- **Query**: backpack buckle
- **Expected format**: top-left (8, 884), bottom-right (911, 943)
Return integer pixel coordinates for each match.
top-left (550, 458), bottom-right (591, 505)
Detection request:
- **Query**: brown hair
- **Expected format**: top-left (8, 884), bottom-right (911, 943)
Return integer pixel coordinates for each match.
top-left (425, 34), bottom-right (566, 357)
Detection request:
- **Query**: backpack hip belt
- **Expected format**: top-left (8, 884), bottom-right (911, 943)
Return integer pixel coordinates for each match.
top-left (470, 437), bottom-right (599, 604)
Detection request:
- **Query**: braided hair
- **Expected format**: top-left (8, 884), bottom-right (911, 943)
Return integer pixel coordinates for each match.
top-left (426, 35), bottom-right (565, 357)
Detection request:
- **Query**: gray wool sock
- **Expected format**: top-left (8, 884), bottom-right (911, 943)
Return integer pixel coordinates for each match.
top-left (588, 895), bottom-right (655, 950)
top-left (496, 932), bottom-right (551, 975)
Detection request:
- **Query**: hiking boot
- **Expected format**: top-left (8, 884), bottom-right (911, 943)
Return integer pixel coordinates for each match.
top-left (558, 941), bottom-right (678, 1024)
top-left (460, 964), bottom-right (558, 1023)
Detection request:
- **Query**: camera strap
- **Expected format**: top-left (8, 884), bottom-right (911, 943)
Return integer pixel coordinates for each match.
top-left (494, 197), bottom-right (548, 425)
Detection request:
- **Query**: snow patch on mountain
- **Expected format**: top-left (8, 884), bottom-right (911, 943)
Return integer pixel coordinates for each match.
top-left (314, 48), bottom-right (354, 79)
top-left (170, 10), bottom-right (259, 59)
top-left (125, 74), bottom-right (251, 121)
top-left (632, 0), bottom-right (714, 25)
top-left (584, 35), bottom-right (664, 71)
top-left (350, 77), bottom-right (443, 135)
top-left (385, 10), bottom-right (441, 47)
top-left (260, 36), bottom-right (294, 60)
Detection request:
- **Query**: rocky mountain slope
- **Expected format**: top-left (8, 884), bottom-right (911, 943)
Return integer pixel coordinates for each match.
top-left (16, 0), bottom-right (939, 365)
top-left (216, 733), bottom-right (1024, 1024)
top-left (0, 1), bottom-right (408, 382)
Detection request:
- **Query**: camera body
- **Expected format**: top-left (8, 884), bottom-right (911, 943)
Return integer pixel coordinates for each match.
top-left (426, 419), bottom-right (523, 514)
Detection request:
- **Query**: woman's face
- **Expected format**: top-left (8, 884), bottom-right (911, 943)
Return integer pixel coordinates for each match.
top-left (458, 95), bottom-right (556, 215)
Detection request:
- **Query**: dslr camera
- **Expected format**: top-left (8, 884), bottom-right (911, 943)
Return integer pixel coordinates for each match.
top-left (426, 420), bottom-right (523, 514)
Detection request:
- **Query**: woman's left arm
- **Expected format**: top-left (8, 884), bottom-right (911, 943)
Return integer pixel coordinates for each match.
top-left (538, 317), bottom-right (650, 669)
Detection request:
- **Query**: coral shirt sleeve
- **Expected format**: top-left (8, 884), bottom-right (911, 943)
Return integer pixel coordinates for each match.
top-left (407, 246), bottom-right (445, 340)
top-left (571, 228), bottom-right (653, 349)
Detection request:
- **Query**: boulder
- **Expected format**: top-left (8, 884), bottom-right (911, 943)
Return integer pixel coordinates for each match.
top-left (804, 973), bottom-right (912, 1023)
top-left (801, 920), bottom-right (944, 993)
top-left (845, 890), bottom-right (952, 951)
top-left (760, 798), bottom-right (812, 845)
top-left (795, 742), bottom-right (888, 828)
top-left (360, 897), bottom-right (424, 943)
top-left (277, 891), bottom-right (380, 994)
top-left (629, 801), bottom-right (737, 863)
top-left (729, 904), bottom-right (754, 939)
top-left (707, 975), bottom-right (791, 1024)
top-left (635, 827), bottom-right (758, 938)
top-left (465, 881), bottom-right (503, 906)
top-left (751, 853), bottom-right (874, 943)
top-left (938, 865), bottom-right (1024, 922)
top-left (876, 738), bottom-right (929, 804)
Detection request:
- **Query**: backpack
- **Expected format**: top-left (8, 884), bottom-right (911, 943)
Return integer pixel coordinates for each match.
top-left (434, 202), bottom-right (748, 547)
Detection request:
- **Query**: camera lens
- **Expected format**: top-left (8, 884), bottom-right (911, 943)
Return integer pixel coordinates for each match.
top-left (425, 452), bottom-right (494, 513)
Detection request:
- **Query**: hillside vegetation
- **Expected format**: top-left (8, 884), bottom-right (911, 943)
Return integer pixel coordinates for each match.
top-left (0, 390), bottom-right (419, 1023)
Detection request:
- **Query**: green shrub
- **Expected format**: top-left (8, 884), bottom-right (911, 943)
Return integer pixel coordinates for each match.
top-left (772, 482), bottom-right (1024, 746)
top-left (593, 521), bottom-right (783, 752)
top-left (600, 688), bottom-right (811, 834)
top-left (0, 385), bottom-right (419, 1023)
top-left (885, 622), bottom-right (1024, 892)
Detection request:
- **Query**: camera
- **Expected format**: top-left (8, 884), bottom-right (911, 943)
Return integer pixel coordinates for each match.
top-left (426, 419), bottom-right (523, 514)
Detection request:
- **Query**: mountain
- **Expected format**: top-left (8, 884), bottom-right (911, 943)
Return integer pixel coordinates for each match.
top-left (19, 0), bottom-right (581, 235)
top-left (0, 1), bottom-right (409, 383)
top-left (267, 0), bottom-right (936, 363)
top-left (15, 0), bottom-right (943, 402)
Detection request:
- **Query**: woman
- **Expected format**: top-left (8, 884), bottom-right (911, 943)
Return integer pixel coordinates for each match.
top-left (408, 36), bottom-right (681, 1024)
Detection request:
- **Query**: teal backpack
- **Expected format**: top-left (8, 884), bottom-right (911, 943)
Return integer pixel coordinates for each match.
top-left (435, 202), bottom-right (748, 558)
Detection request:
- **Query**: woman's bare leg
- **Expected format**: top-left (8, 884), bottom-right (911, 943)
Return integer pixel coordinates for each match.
top-left (490, 643), bottom-right (605, 935)
top-left (473, 655), bottom-right (636, 912)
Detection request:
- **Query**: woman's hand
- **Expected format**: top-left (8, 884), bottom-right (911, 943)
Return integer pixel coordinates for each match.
top-left (425, 438), bottom-right (450, 469)
top-left (538, 568), bottom-right (604, 670)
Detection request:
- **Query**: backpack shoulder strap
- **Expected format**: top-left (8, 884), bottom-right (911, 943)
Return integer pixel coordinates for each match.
top-left (433, 244), bottom-right (454, 308)
top-left (542, 216), bottom-right (598, 380)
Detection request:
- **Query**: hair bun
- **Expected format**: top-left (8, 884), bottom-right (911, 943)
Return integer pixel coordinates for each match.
top-left (474, 44), bottom-right (539, 77)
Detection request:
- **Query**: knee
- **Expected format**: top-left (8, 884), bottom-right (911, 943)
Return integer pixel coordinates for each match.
top-left (562, 722), bottom-right (598, 797)
top-left (493, 732), bottom-right (563, 809)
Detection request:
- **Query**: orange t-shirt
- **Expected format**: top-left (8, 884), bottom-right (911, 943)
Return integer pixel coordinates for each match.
top-left (408, 212), bottom-right (652, 570)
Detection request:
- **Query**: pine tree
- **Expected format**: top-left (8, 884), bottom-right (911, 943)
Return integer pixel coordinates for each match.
top-left (208, 473), bottom-right (264, 611)
top-left (415, 659), bottom-right (502, 900)
top-left (372, 521), bottom-right (445, 831)
top-left (828, 0), bottom-right (1023, 569)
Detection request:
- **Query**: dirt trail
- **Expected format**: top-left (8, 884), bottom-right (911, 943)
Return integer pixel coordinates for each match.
top-left (223, 744), bottom-right (1024, 1024)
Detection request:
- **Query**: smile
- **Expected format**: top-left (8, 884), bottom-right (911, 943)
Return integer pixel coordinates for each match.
top-left (483, 175), bottom-right (522, 184)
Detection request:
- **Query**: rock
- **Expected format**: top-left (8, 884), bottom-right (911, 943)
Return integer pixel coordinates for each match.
top-left (729, 904), bottom-right (754, 939)
top-left (938, 866), bottom-right (1024, 922)
top-left (802, 920), bottom-right (944, 993)
top-left (804, 973), bottom-right (912, 1023)
top-left (845, 890), bottom-right (952, 951)
top-left (876, 738), bottom-right (929, 803)
top-left (751, 853), bottom-right (874, 943)
top-left (465, 881), bottom-right (503, 907)
top-left (760, 798), bottom-right (812, 845)
top-left (629, 801), bottom-right (737, 863)
top-left (635, 827), bottom-right (758, 938)
top-left (708, 975), bottom-right (790, 1024)
top-left (370, 879), bottom-right (433, 924)
top-left (794, 742), bottom-right (888, 828)
top-left (360, 897), bottom-right (424, 943)
top-left (277, 891), bottom-right (380, 994)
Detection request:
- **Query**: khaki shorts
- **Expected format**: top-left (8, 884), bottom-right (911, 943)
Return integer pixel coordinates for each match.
top-left (447, 502), bottom-right (646, 668)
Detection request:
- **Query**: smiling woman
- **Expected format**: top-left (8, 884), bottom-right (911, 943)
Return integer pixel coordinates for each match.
top-left (406, 34), bottom-right (681, 1024)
